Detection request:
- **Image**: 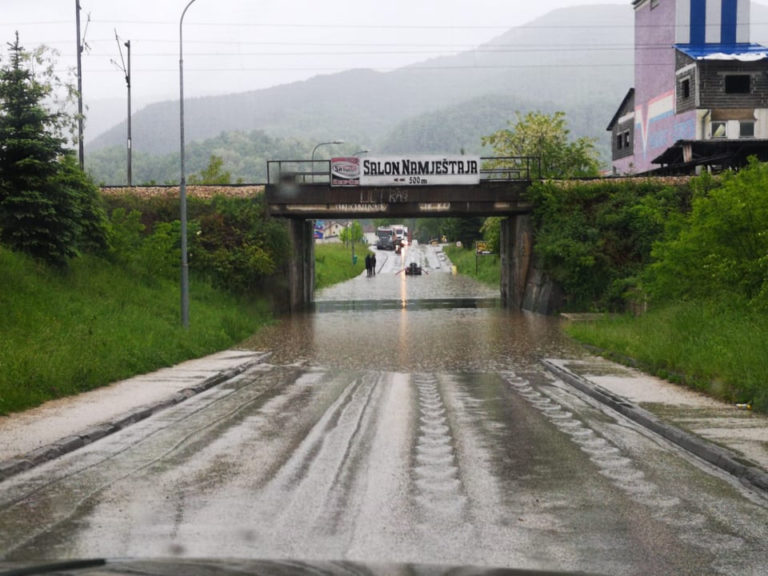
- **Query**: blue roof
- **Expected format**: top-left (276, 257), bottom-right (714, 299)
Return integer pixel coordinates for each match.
top-left (676, 43), bottom-right (768, 61)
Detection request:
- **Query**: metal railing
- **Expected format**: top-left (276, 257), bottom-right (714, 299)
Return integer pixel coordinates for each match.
top-left (267, 160), bottom-right (331, 186)
top-left (480, 156), bottom-right (541, 182)
top-left (267, 156), bottom-right (540, 186)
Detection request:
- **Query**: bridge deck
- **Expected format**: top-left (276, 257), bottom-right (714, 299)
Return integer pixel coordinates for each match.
top-left (266, 157), bottom-right (537, 219)
top-left (266, 182), bottom-right (532, 219)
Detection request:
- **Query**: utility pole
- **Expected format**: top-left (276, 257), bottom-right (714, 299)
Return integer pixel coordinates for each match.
top-left (75, 0), bottom-right (84, 169)
top-left (126, 40), bottom-right (132, 186)
top-left (113, 32), bottom-right (132, 186)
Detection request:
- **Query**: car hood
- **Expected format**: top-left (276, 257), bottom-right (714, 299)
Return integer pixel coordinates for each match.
top-left (0, 558), bottom-right (606, 576)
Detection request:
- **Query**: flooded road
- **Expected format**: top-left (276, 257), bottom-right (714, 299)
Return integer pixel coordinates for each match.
top-left (1, 243), bottom-right (767, 575)
top-left (246, 243), bottom-right (576, 373)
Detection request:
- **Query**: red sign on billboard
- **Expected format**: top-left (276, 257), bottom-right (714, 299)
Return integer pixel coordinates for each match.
top-left (331, 157), bottom-right (360, 187)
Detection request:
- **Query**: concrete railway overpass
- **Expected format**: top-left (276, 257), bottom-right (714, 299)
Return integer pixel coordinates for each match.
top-left (265, 156), bottom-right (556, 313)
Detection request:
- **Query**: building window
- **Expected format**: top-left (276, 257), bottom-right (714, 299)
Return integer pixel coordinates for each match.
top-left (740, 121), bottom-right (755, 138)
top-left (681, 78), bottom-right (691, 99)
top-left (617, 134), bottom-right (623, 150)
top-left (712, 121), bottom-right (727, 139)
top-left (725, 75), bottom-right (751, 94)
top-left (624, 131), bottom-right (631, 148)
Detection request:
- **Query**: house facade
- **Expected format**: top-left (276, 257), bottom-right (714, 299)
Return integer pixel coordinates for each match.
top-left (610, 0), bottom-right (768, 174)
top-left (313, 220), bottom-right (346, 241)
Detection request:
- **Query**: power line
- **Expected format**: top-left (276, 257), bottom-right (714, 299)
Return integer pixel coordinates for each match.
top-left (14, 17), bottom-right (768, 30)
top-left (61, 63), bottom-right (658, 74)
top-left (49, 42), bottom-right (686, 57)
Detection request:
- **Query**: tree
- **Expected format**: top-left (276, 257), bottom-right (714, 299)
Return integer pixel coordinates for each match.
top-left (478, 111), bottom-right (602, 270)
top-left (482, 111), bottom-right (600, 179)
top-left (644, 159), bottom-right (768, 306)
top-left (443, 217), bottom-right (485, 248)
top-left (481, 217), bottom-right (503, 253)
top-left (188, 154), bottom-right (232, 185)
top-left (0, 35), bottom-right (103, 265)
top-left (339, 221), bottom-right (363, 245)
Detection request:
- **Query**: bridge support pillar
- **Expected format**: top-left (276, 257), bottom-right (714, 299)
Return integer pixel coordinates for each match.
top-left (501, 215), bottom-right (564, 314)
top-left (500, 215), bottom-right (533, 309)
top-left (287, 219), bottom-right (315, 312)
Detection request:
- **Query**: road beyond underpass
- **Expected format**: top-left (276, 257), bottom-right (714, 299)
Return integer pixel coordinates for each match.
top-left (1, 242), bottom-right (767, 576)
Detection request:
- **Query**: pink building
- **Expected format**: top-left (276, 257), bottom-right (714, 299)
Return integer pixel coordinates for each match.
top-left (609, 0), bottom-right (768, 174)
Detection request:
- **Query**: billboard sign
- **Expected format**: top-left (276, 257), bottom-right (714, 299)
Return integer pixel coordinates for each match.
top-left (331, 156), bottom-right (481, 187)
top-left (330, 157), bottom-right (360, 187)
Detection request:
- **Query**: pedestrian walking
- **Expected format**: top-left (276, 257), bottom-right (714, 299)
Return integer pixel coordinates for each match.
top-left (365, 253), bottom-right (372, 277)
top-left (371, 253), bottom-right (377, 276)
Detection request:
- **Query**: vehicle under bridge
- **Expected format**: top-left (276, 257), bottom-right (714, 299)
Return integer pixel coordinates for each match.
top-left (265, 156), bottom-right (555, 313)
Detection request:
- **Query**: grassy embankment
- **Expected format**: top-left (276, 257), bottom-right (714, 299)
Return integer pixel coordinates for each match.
top-left (315, 242), bottom-right (368, 290)
top-left (566, 301), bottom-right (768, 411)
top-left (0, 249), bottom-right (270, 415)
top-left (443, 245), bottom-right (500, 287)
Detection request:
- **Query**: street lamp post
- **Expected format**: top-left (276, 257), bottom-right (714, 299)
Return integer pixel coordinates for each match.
top-left (311, 140), bottom-right (344, 182)
top-left (179, 0), bottom-right (198, 328)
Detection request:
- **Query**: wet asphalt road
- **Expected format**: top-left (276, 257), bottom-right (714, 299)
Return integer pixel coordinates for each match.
top-left (1, 243), bottom-right (767, 575)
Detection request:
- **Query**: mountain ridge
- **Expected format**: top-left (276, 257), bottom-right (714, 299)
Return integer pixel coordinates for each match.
top-left (85, 2), bottom-right (768, 183)
top-left (86, 4), bottom-right (633, 156)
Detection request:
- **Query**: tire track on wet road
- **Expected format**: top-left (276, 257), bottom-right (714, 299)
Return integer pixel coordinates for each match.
top-left (412, 374), bottom-right (466, 520)
top-left (503, 372), bottom-right (748, 559)
top-left (0, 365), bottom-right (329, 558)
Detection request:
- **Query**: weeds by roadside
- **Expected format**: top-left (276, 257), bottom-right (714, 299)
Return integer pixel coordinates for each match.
top-left (0, 249), bottom-right (270, 415)
top-left (315, 242), bottom-right (368, 290)
top-left (443, 245), bottom-right (500, 287)
top-left (565, 299), bottom-right (768, 412)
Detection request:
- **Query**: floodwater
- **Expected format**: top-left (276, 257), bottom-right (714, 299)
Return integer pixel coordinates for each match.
top-left (244, 242), bottom-right (580, 372)
top-left (2, 242), bottom-right (767, 575)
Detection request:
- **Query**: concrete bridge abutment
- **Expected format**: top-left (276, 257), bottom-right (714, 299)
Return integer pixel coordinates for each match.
top-left (500, 215), bottom-right (563, 314)
top-left (500, 215), bottom-right (532, 309)
top-left (286, 219), bottom-right (315, 312)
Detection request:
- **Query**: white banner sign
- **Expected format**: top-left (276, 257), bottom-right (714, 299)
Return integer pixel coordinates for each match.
top-left (331, 156), bottom-right (481, 187)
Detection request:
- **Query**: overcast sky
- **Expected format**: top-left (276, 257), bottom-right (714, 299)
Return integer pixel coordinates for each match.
top-left (0, 0), bottom-right (635, 104)
top-left (3, 1), bottom-right (768, 109)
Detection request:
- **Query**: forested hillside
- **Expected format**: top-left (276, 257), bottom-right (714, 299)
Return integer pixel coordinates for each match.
top-left (85, 3), bottom-right (768, 184)
top-left (86, 5), bottom-right (633, 179)
top-left (88, 131), bottom-right (327, 185)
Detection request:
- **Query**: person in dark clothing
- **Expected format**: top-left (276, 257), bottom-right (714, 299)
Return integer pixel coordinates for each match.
top-left (371, 253), bottom-right (377, 276)
top-left (365, 253), bottom-right (372, 277)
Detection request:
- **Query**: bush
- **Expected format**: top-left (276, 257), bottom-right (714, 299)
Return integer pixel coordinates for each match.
top-left (103, 193), bottom-right (290, 296)
top-left (529, 179), bottom-right (691, 311)
top-left (644, 160), bottom-right (768, 306)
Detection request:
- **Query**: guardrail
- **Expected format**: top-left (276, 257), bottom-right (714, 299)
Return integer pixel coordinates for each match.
top-left (480, 156), bottom-right (541, 182)
top-left (267, 156), bottom-right (540, 186)
top-left (268, 160), bottom-right (331, 186)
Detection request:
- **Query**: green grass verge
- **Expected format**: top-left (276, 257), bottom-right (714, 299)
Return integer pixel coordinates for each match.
top-left (315, 242), bottom-right (368, 290)
top-left (443, 245), bottom-right (500, 287)
top-left (0, 249), bottom-right (271, 415)
top-left (565, 300), bottom-right (768, 412)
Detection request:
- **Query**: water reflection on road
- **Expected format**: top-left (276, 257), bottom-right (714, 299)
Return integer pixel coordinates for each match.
top-left (244, 243), bottom-right (580, 372)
